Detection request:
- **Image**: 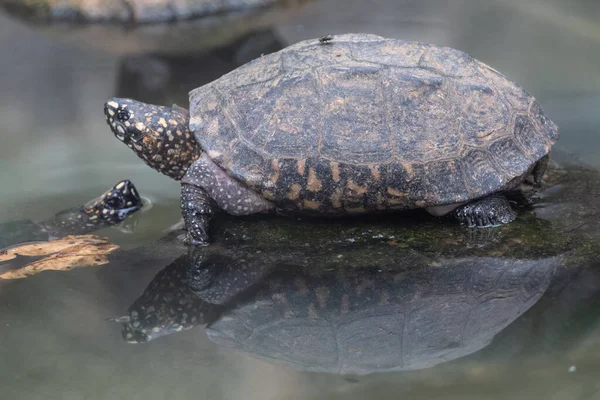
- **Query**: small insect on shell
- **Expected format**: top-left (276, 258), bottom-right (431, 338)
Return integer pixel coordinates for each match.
top-left (319, 35), bottom-right (334, 44)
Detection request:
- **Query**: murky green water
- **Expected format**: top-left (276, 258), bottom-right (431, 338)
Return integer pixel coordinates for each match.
top-left (0, 1), bottom-right (599, 399)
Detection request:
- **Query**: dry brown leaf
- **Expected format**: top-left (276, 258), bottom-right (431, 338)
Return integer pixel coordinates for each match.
top-left (0, 235), bottom-right (108, 261)
top-left (0, 235), bottom-right (119, 279)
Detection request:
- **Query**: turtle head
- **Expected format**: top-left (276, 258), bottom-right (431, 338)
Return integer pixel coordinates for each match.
top-left (109, 288), bottom-right (216, 344)
top-left (104, 98), bottom-right (201, 180)
top-left (82, 179), bottom-right (143, 224)
top-left (47, 180), bottom-right (143, 235)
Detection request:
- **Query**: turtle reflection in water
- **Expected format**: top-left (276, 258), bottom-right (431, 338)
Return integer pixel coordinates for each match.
top-left (0, 180), bottom-right (143, 250)
top-left (112, 212), bottom-right (565, 374)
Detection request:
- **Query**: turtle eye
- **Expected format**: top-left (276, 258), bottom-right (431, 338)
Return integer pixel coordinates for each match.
top-left (105, 197), bottom-right (123, 209)
top-left (117, 109), bottom-right (130, 122)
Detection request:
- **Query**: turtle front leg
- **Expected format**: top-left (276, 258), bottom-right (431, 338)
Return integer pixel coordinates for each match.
top-left (181, 183), bottom-right (215, 245)
top-left (181, 153), bottom-right (274, 245)
top-left (453, 195), bottom-right (516, 228)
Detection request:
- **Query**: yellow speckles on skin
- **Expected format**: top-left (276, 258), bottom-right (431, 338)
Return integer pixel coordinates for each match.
top-left (107, 101), bottom-right (119, 108)
top-left (77, 215), bottom-right (82, 219)
top-left (158, 118), bottom-right (168, 128)
top-left (142, 136), bottom-right (157, 150)
top-left (263, 191), bottom-right (276, 200)
top-left (135, 122), bottom-right (146, 131)
top-left (89, 215), bottom-right (98, 220)
top-left (330, 162), bottom-right (340, 182)
top-left (153, 154), bottom-right (163, 162)
top-left (387, 187), bottom-right (407, 197)
top-left (347, 180), bottom-right (368, 194)
top-left (176, 130), bottom-right (183, 136)
top-left (169, 119), bottom-right (178, 126)
top-left (115, 181), bottom-right (125, 189)
top-left (297, 159), bottom-right (306, 176)
top-left (110, 210), bottom-right (115, 215)
top-left (134, 144), bottom-right (143, 151)
top-left (103, 209), bottom-right (109, 214)
top-left (288, 184), bottom-right (301, 201)
top-left (303, 199), bottom-right (320, 210)
top-left (107, 109), bottom-right (115, 116)
top-left (369, 165), bottom-right (381, 181)
top-left (307, 168), bottom-right (322, 192)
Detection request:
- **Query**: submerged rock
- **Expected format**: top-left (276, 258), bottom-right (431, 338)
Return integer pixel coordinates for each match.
top-left (111, 152), bottom-right (600, 375)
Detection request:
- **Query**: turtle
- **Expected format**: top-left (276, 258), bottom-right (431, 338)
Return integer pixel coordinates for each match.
top-left (0, 0), bottom-right (288, 23)
top-left (0, 180), bottom-right (143, 250)
top-left (103, 33), bottom-right (559, 245)
top-left (0, 0), bottom-right (314, 55)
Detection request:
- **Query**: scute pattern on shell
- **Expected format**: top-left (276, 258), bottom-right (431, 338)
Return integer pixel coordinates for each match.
top-left (189, 33), bottom-right (558, 213)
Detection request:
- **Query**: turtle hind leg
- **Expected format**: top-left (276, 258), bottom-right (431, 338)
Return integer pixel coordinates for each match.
top-left (454, 195), bottom-right (516, 228)
top-left (532, 154), bottom-right (550, 186)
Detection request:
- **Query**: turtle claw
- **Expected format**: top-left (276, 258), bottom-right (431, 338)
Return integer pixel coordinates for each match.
top-left (183, 233), bottom-right (210, 247)
top-left (183, 213), bottom-right (211, 246)
top-left (180, 183), bottom-right (214, 246)
top-left (454, 195), bottom-right (516, 228)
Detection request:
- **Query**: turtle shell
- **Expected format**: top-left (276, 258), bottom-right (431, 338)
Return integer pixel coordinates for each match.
top-left (189, 33), bottom-right (559, 213)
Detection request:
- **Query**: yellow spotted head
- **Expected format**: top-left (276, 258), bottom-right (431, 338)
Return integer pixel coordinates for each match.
top-left (82, 179), bottom-right (143, 224)
top-left (104, 98), bottom-right (201, 180)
